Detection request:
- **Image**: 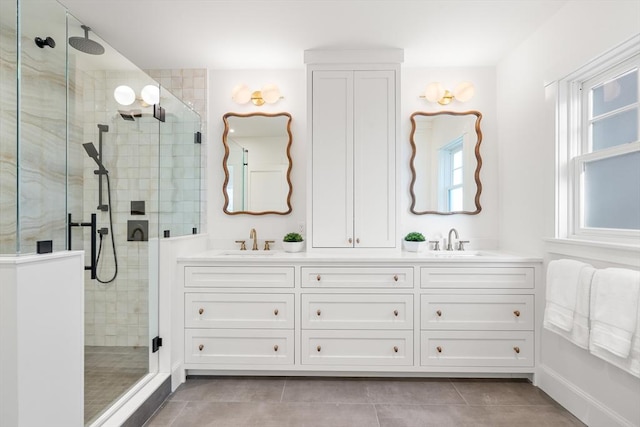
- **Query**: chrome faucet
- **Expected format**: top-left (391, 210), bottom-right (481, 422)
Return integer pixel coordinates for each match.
top-left (446, 228), bottom-right (459, 251)
top-left (249, 228), bottom-right (258, 250)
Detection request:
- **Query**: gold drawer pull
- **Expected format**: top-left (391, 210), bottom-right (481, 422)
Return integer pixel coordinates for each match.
top-left (436, 310), bottom-right (442, 317)
top-left (198, 308), bottom-right (204, 315)
top-left (514, 346), bottom-right (520, 354)
top-left (436, 346), bottom-right (442, 353)
top-left (317, 345), bottom-right (322, 352)
top-left (393, 275), bottom-right (399, 282)
top-left (274, 345), bottom-right (279, 352)
top-left (274, 309), bottom-right (279, 316)
top-left (198, 344), bottom-right (204, 351)
top-left (513, 310), bottom-right (521, 317)
top-left (393, 309), bottom-right (399, 317)
top-left (393, 346), bottom-right (398, 353)
top-left (316, 274), bottom-right (321, 281)
top-left (316, 309), bottom-right (322, 316)
top-left (348, 238), bottom-right (353, 244)
top-left (356, 238), bottom-right (360, 244)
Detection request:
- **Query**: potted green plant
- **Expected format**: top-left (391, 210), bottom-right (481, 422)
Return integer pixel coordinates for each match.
top-left (403, 231), bottom-right (426, 252)
top-left (282, 232), bottom-right (304, 253)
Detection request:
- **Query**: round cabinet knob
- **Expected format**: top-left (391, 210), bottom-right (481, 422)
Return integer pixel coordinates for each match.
top-left (348, 238), bottom-right (353, 244)
top-left (198, 344), bottom-right (204, 351)
top-left (393, 275), bottom-right (399, 282)
top-left (436, 310), bottom-right (442, 317)
top-left (513, 346), bottom-right (520, 354)
top-left (316, 275), bottom-right (321, 281)
top-left (198, 308), bottom-right (204, 315)
top-left (274, 309), bottom-right (279, 316)
top-left (393, 309), bottom-right (399, 317)
top-left (356, 238), bottom-right (360, 244)
top-left (274, 345), bottom-right (279, 352)
top-left (317, 345), bottom-right (322, 352)
top-left (393, 346), bottom-right (399, 353)
top-left (436, 346), bottom-right (442, 353)
top-left (316, 309), bottom-right (322, 316)
top-left (513, 310), bottom-right (521, 317)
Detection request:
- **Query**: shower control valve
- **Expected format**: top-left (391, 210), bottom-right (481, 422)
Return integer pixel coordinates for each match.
top-left (98, 227), bottom-right (109, 236)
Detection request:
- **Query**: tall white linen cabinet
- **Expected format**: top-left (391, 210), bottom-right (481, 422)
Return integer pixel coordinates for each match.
top-left (305, 49), bottom-right (403, 249)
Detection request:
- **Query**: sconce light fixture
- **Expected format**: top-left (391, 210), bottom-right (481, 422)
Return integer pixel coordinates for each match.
top-left (114, 84), bottom-right (160, 106)
top-left (232, 83), bottom-right (282, 106)
top-left (421, 81), bottom-right (475, 105)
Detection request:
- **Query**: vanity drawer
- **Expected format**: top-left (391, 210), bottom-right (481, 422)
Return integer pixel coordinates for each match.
top-left (301, 267), bottom-right (414, 288)
top-left (420, 331), bottom-right (534, 367)
top-left (421, 294), bottom-right (533, 330)
top-left (185, 329), bottom-right (294, 365)
top-left (302, 294), bottom-right (413, 330)
top-left (302, 330), bottom-right (413, 366)
top-left (184, 266), bottom-right (294, 288)
top-left (420, 267), bottom-right (534, 289)
top-left (185, 293), bottom-right (294, 329)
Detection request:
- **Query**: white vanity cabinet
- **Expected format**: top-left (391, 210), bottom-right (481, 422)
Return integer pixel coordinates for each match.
top-left (176, 254), bottom-right (541, 381)
top-left (300, 266), bottom-right (414, 366)
top-left (420, 266), bottom-right (536, 368)
top-left (306, 50), bottom-right (402, 249)
top-left (183, 266), bottom-right (295, 366)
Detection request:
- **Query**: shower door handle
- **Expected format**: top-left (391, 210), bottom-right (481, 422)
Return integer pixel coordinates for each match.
top-left (68, 212), bottom-right (97, 279)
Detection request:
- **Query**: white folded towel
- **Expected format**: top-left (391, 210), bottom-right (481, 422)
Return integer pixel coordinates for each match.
top-left (544, 259), bottom-right (595, 348)
top-left (589, 268), bottom-right (640, 359)
top-left (589, 285), bottom-right (640, 379)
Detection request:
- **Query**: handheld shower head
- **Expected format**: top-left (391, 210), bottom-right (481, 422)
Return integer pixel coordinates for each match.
top-left (82, 142), bottom-right (108, 173)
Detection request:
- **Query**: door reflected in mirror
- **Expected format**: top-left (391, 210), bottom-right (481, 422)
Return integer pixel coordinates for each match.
top-left (409, 111), bottom-right (482, 215)
top-left (222, 112), bottom-right (293, 215)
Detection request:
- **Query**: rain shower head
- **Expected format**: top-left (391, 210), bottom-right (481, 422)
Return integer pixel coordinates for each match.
top-left (82, 142), bottom-right (108, 173)
top-left (69, 25), bottom-right (105, 55)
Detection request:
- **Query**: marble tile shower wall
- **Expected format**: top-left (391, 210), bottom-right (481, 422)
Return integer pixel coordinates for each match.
top-left (0, 23), bottom-right (67, 254)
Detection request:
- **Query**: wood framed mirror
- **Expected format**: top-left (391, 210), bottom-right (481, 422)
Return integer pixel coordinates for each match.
top-left (409, 110), bottom-right (483, 215)
top-left (222, 112), bottom-right (293, 215)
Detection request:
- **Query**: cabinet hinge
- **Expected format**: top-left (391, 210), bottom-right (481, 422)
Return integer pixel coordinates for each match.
top-left (152, 336), bottom-right (163, 353)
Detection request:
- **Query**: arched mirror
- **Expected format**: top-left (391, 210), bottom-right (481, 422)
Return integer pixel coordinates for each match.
top-left (222, 112), bottom-right (293, 215)
top-left (409, 111), bottom-right (482, 215)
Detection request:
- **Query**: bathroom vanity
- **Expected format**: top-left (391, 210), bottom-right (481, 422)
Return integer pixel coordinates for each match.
top-left (175, 251), bottom-right (541, 381)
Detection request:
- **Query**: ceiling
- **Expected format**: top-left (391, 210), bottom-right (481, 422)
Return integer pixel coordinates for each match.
top-left (58, 0), bottom-right (568, 70)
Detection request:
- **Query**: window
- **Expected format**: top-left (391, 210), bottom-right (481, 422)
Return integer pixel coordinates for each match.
top-left (439, 137), bottom-right (464, 212)
top-left (558, 41), bottom-right (640, 244)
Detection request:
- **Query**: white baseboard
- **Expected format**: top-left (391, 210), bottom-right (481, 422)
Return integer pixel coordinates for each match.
top-left (538, 364), bottom-right (637, 427)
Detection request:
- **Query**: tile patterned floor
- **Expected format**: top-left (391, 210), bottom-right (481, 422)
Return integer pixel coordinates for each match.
top-left (85, 346), bottom-right (149, 425)
top-left (144, 377), bottom-right (586, 427)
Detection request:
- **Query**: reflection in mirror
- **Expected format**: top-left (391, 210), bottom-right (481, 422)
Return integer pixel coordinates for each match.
top-left (222, 112), bottom-right (293, 215)
top-left (409, 111), bottom-right (482, 215)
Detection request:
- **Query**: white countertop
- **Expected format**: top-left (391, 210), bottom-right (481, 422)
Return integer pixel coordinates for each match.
top-left (178, 249), bottom-right (541, 263)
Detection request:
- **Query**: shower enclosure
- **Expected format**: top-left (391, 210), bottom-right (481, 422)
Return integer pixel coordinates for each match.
top-left (1, 1), bottom-right (201, 425)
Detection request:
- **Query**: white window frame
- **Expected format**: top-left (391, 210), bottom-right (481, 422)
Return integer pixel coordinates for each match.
top-left (556, 36), bottom-right (640, 245)
top-left (438, 137), bottom-right (464, 212)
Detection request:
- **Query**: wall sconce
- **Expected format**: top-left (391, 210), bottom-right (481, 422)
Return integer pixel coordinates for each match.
top-left (421, 82), bottom-right (475, 105)
top-left (232, 83), bottom-right (282, 106)
top-left (113, 84), bottom-right (160, 107)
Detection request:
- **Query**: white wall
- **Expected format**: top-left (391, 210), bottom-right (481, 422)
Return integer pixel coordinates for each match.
top-left (497, 1), bottom-right (640, 426)
top-left (207, 66), bottom-right (498, 250)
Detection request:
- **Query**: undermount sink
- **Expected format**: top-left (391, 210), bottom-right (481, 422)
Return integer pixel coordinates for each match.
top-left (220, 250), bottom-right (278, 256)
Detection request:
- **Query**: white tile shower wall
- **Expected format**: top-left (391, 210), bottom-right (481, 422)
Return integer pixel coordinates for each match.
top-left (82, 68), bottom-right (206, 347)
top-left (82, 70), bottom-right (157, 347)
top-left (146, 68), bottom-right (207, 234)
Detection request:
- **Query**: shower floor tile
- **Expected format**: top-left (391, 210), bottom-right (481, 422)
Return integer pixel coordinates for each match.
top-left (85, 345), bottom-right (148, 425)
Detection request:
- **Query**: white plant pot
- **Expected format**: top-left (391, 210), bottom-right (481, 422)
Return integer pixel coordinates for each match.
top-left (403, 240), bottom-right (425, 252)
top-left (282, 241), bottom-right (305, 253)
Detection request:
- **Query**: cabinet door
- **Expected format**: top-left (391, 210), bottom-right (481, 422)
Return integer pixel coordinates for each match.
top-left (311, 70), bottom-right (354, 248)
top-left (353, 70), bottom-right (396, 248)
